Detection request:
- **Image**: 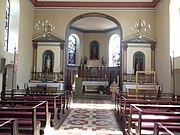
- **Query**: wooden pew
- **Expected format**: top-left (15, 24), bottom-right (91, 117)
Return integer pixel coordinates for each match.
top-left (154, 122), bottom-right (180, 135)
top-left (119, 96), bottom-right (180, 122)
top-left (0, 100), bottom-right (50, 128)
top-left (115, 92), bottom-right (178, 119)
top-left (0, 118), bottom-right (23, 135)
top-left (0, 95), bottom-right (61, 127)
top-left (128, 104), bottom-right (180, 135)
top-left (0, 101), bottom-right (49, 135)
top-left (2, 90), bottom-right (71, 126)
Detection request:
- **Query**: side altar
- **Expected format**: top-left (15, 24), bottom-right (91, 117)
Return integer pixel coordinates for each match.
top-left (27, 81), bottom-right (64, 93)
top-left (28, 34), bottom-right (66, 93)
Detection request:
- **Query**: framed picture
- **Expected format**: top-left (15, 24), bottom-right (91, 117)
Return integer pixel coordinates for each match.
top-left (91, 68), bottom-right (97, 76)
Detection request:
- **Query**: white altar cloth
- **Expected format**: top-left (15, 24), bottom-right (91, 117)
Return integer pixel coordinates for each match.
top-left (27, 81), bottom-right (64, 90)
top-left (82, 81), bottom-right (108, 92)
top-left (123, 82), bottom-right (162, 92)
top-left (82, 81), bottom-right (108, 86)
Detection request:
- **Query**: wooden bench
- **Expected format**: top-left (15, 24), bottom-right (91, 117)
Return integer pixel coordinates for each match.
top-left (1, 96), bottom-right (59, 126)
top-left (153, 122), bottom-right (180, 135)
top-left (115, 92), bottom-right (179, 119)
top-left (2, 90), bottom-right (72, 126)
top-left (0, 118), bottom-right (24, 135)
top-left (128, 104), bottom-right (180, 135)
top-left (116, 92), bottom-right (161, 115)
top-left (119, 96), bottom-right (180, 122)
top-left (0, 101), bottom-right (49, 135)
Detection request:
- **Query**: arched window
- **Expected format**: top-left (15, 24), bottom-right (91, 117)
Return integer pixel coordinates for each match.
top-left (109, 34), bottom-right (120, 67)
top-left (170, 0), bottom-right (180, 59)
top-left (68, 34), bottom-right (77, 65)
top-left (4, 0), bottom-right (10, 52)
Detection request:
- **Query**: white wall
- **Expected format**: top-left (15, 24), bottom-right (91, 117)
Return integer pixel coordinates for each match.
top-left (0, 0), bottom-right (6, 93)
top-left (17, 0), bottom-right (34, 88)
top-left (155, 0), bottom-right (171, 93)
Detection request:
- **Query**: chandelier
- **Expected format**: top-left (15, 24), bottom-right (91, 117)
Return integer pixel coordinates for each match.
top-left (34, 19), bottom-right (55, 34)
top-left (130, 19), bottom-right (151, 38)
top-left (130, 0), bottom-right (151, 38)
top-left (34, 0), bottom-right (55, 36)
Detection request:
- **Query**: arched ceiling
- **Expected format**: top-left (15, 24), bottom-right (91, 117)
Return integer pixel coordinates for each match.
top-left (28, 0), bottom-right (163, 9)
top-left (71, 17), bottom-right (117, 31)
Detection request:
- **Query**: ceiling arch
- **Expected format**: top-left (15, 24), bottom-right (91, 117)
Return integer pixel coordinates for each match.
top-left (28, 0), bottom-right (163, 9)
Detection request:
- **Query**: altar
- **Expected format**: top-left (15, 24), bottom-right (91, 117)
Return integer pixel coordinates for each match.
top-left (123, 82), bottom-right (162, 94)
top-left (82, 81), bottom-right (108, 92)
top-left (27, 81), bottom-right (64, 93)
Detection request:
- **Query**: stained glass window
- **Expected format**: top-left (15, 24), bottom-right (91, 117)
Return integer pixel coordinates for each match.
top-left (4, 0), bottom-right (10, 52)
top-left (109, 34), bottom-right (120, 66)
top-left (68, 34), bottom-right (76, 65)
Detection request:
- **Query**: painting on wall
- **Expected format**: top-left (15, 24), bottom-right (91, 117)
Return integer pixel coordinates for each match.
top-left (43, 50), bottom-right (54, 73)
top-left (90, 41), bottom-right (99, 60)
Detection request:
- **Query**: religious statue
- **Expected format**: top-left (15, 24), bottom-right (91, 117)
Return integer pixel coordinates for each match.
top-left (54, 74), bottom-right (58, 82)
top-left (83, 56), bottom-right (88, 68)
top-left (46, 55), bottom-right (51, 72)
top-left (92, 46), bottom-right (97, 59)
top-left (101, 57), bottom-right (105, 66)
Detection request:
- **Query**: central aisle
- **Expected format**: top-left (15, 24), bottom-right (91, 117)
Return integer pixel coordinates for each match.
top-left (45, 98), bottom-right (124, 135)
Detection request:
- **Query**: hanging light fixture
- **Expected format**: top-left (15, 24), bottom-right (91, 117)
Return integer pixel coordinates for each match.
top-left (34, 0), bottom-right (55, 36)
top-left (130, 0), bottom-right (151, 38)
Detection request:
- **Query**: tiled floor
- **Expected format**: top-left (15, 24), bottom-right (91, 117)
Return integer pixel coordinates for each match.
top-left (44, 98), bottom-right (124, 135)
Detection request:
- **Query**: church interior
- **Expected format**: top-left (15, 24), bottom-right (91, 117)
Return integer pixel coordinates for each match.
top-left (0, 0), bottom-right (180, 134)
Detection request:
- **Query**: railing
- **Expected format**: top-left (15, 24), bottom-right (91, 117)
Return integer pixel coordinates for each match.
top-left (32, 72), bottom-right (63, 81)
top-left (123, 73), bottom-right (155, 83)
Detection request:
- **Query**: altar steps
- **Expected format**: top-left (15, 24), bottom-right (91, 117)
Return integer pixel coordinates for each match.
top-left (74, 93), bottom-right (111, 100)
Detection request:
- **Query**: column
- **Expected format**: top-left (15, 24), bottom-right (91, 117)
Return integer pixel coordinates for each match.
top-left (151, 43), bottom-right (156, 71)
top-left (33, 43), bottom-right (38, 80)
top-left (123, 43), bottom-right (128, 81)
top-left (60, 42), bottom-right (65, 80)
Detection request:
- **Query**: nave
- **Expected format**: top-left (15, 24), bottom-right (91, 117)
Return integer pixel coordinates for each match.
top-left (44, 98), bottom-right (124, 135)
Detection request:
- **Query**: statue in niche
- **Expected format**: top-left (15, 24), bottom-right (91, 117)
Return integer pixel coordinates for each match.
top-left (43, 50), bottom-right (54, 73)
top-left (90, 41), bottom-right (99, 59)
top-left (46, 55), bottom-right (51, 72)
top-left (134, 52), bottom-right (144, 74)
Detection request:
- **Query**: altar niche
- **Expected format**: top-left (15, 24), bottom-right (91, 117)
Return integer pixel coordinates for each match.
top-left (43, 50), bottom-right (54, 73)
top-left (90, 41), bottom-right (99, 60)
top-left (133, 51), bottom-right (145, 74)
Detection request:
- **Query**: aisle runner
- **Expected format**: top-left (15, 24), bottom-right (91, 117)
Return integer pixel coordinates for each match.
top-left (45, 99), bottom-right (123, 135)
